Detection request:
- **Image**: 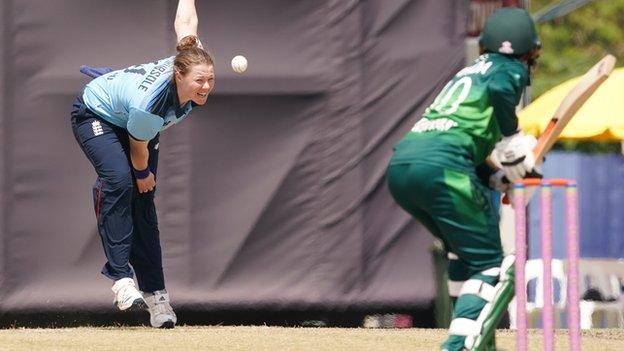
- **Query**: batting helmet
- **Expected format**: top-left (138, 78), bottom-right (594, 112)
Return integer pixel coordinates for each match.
top-left (479, 7), bottom-right (541, 56)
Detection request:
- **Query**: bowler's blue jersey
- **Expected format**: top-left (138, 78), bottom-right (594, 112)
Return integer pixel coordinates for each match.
top-left (82, 56), bottom-right (195, 140)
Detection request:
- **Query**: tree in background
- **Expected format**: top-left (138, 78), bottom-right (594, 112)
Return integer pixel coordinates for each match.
top-left (531, 0), bottom-right (624, 98)
top-left (530, 0), bottom-right (624, 152)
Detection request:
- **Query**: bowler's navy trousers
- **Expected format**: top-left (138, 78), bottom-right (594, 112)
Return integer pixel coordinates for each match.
top-left (71, 95), bottom-right (164, 292)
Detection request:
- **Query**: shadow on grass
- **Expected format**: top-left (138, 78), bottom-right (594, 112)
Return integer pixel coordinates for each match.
top-left (0, 304), bottom-right (435, 329)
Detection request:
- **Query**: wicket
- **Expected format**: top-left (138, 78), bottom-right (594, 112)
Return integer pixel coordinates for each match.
top-left (513, 178), bottom-right (581, 351)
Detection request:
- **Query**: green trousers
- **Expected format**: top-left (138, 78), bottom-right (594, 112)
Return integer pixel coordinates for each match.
top-left (387, 162), bottom-right (503, 351)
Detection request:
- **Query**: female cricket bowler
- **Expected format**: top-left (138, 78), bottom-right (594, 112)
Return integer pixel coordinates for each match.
top-left (387, 8), bottom-right (541, 350)
top-left (70, 0), bottom-right (213, 328)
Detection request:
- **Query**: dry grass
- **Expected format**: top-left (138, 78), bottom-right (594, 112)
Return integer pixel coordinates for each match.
top-left (0, 326), bottom-right (622, 351)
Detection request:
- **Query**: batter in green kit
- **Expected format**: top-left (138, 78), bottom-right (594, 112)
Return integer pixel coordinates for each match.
top-left (387, 8), bottom-right (541, 351)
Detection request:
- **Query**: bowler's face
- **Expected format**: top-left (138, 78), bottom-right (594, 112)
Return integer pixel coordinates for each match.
top-left (176, 64), bottom-right (215, 105)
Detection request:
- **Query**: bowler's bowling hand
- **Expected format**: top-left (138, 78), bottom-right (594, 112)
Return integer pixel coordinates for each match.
top-left (136, 172), bottom-right (156, 193)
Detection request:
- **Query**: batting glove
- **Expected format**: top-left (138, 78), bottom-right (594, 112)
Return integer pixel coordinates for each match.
top-left (494, 131), bottom-right (537, 183)
top-left (488, 169), bottom-right (511, 193)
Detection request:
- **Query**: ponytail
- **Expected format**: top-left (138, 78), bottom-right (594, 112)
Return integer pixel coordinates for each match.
top-left (174, 35), bottom-right (214, 76)
top-left (176, 35), bottom-right (204, 52)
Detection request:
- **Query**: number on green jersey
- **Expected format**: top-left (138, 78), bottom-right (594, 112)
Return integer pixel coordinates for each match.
top-left (425, 76), bottom-right (472, 115)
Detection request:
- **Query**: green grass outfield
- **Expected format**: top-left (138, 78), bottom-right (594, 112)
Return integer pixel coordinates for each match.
top-left (0, 326), bottom-right (623, 350)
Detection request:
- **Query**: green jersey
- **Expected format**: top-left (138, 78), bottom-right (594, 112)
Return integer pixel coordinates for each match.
top-left (391, 53), bottom-right (529, 171)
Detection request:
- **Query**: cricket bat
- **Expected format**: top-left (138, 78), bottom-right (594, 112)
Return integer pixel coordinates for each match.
top-left (500, 54), bottom-right (616, 204)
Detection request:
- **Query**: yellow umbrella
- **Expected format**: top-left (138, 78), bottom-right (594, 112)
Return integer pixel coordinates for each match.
top-left (519, 67), bottom-right (624, 142)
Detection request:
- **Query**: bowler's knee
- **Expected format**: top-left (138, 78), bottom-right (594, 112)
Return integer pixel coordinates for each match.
top-left (102, 172), bottom-right (134, 194)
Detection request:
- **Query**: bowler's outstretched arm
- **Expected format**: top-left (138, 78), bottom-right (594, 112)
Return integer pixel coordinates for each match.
top-left (174, 0), bottom-right (199, 41)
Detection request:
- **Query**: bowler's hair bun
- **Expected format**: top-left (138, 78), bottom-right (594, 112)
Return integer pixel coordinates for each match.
top-left (176, 35), bottom-right (201, 52)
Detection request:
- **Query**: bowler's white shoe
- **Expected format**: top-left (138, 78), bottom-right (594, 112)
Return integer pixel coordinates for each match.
top-left (111, 278), bottom-right (147, 311)
top-left (143, 289), bottom-right (177, 328)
